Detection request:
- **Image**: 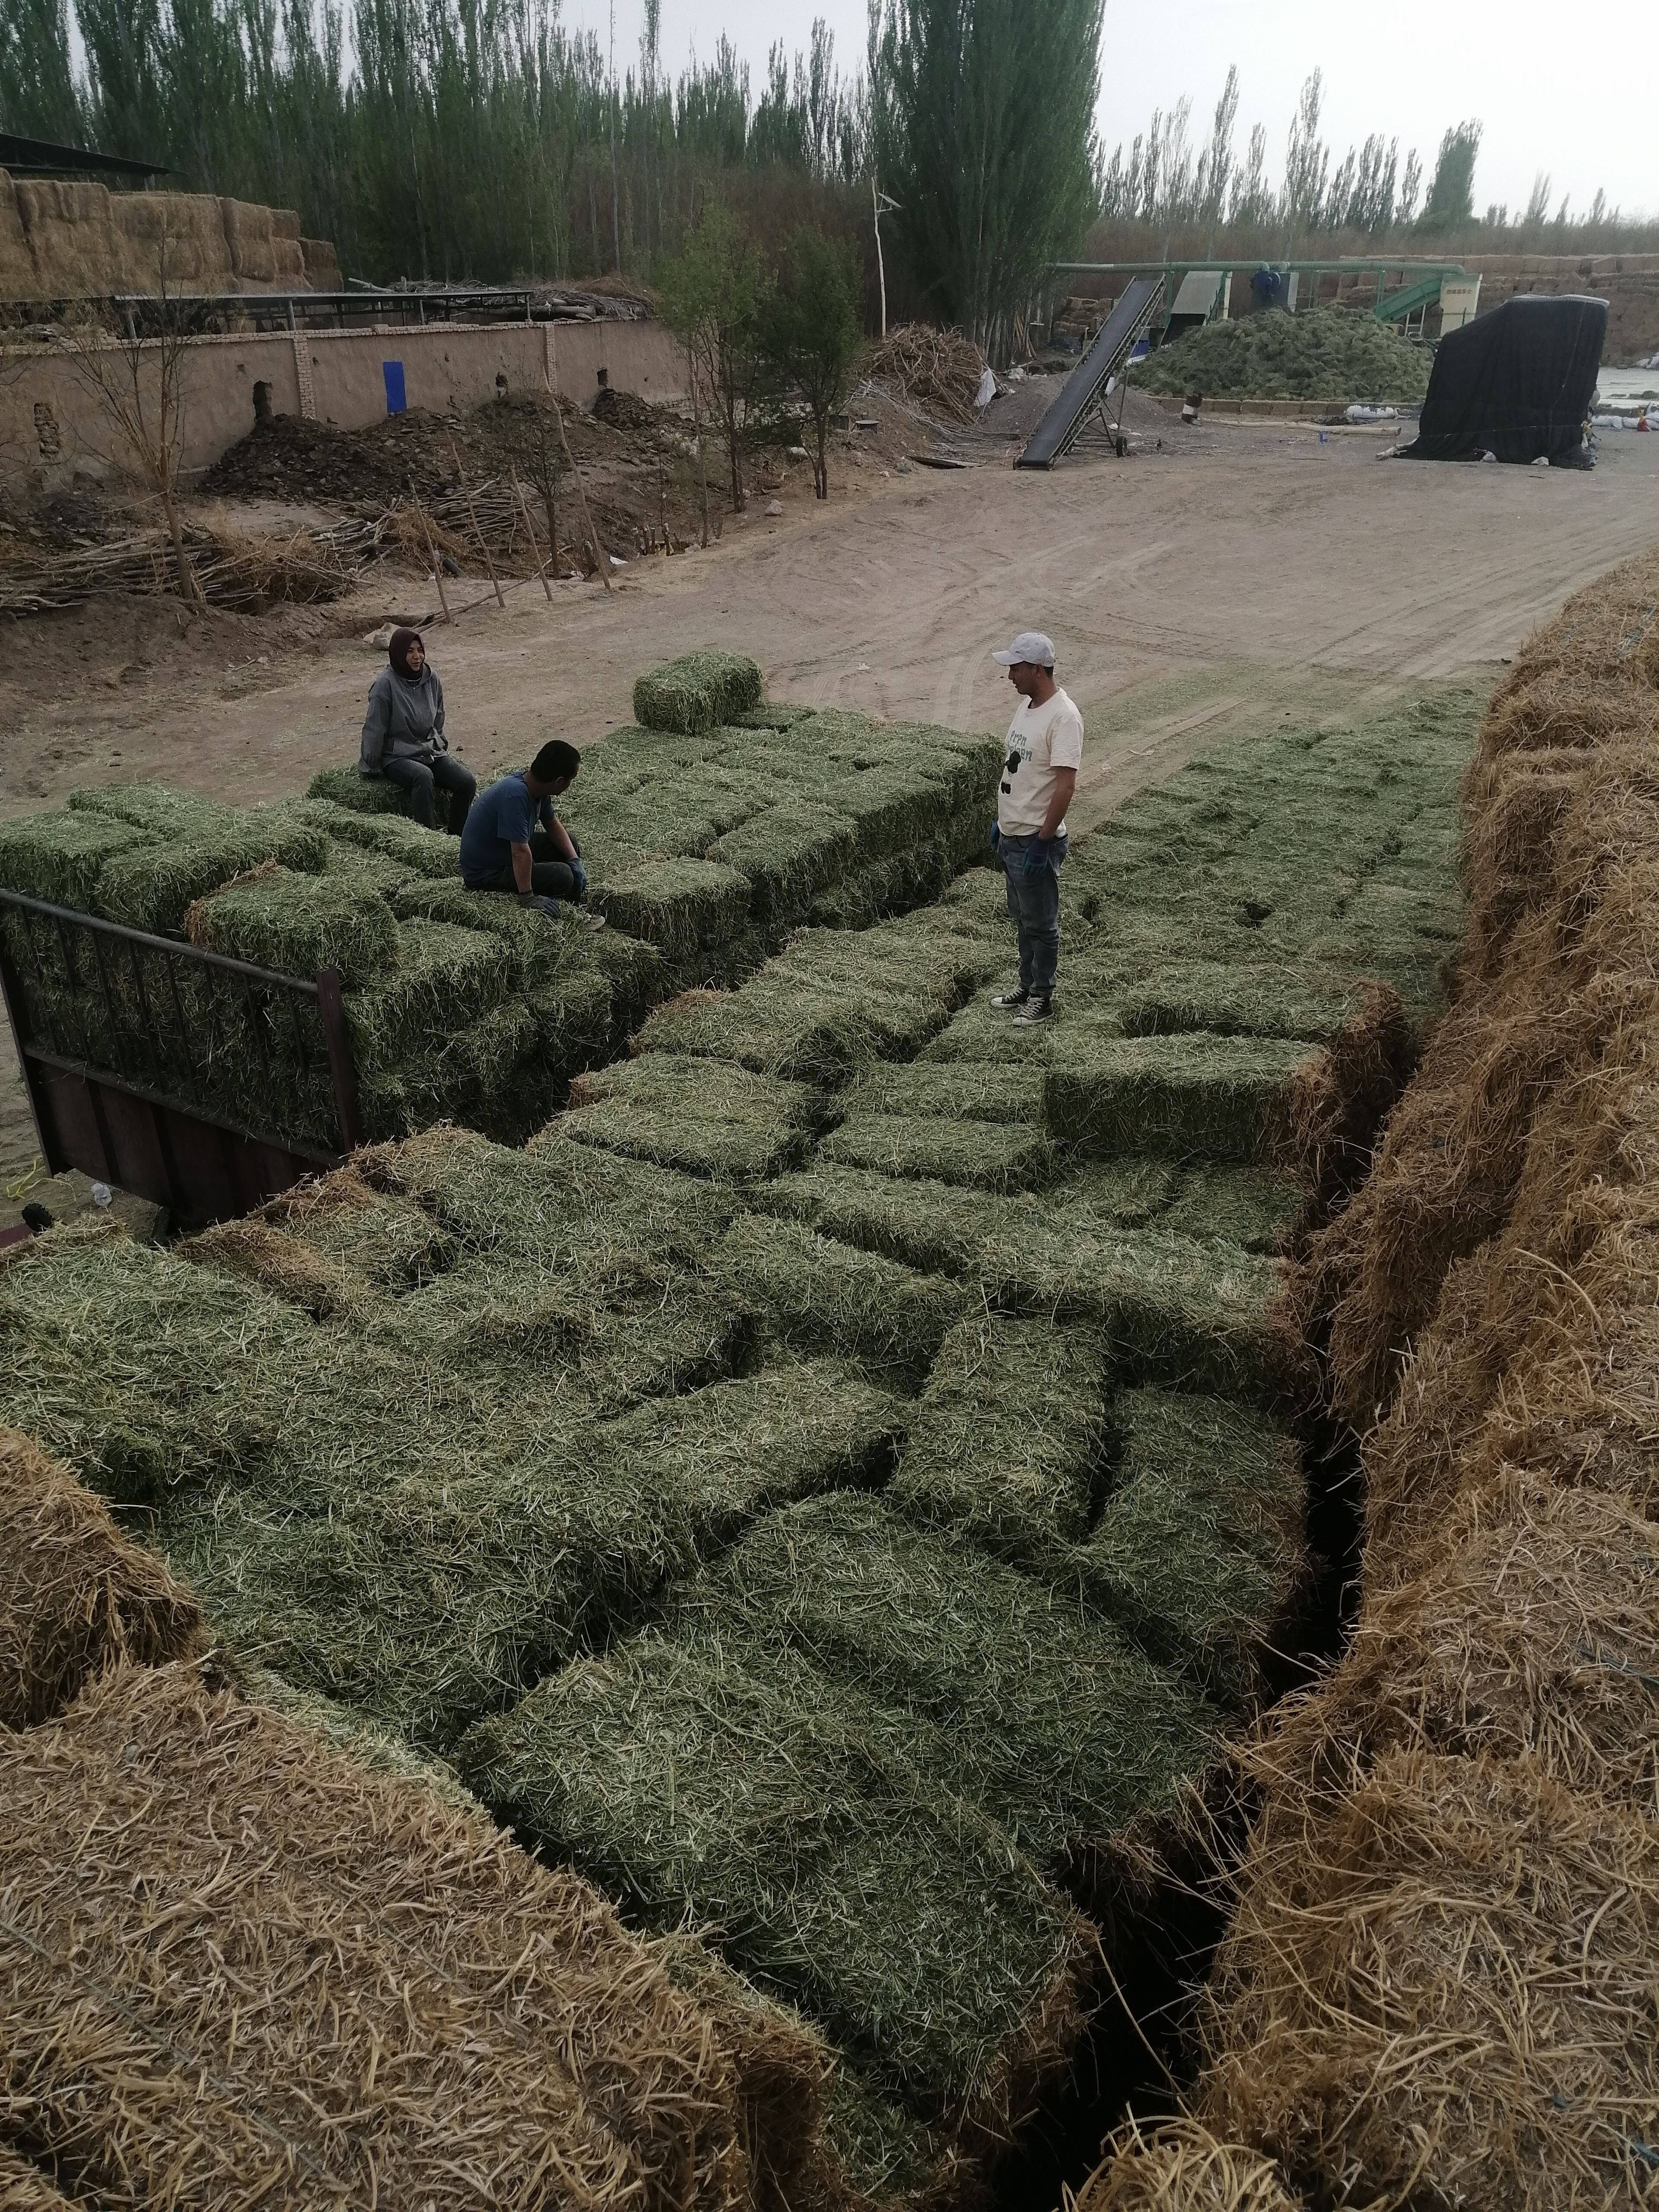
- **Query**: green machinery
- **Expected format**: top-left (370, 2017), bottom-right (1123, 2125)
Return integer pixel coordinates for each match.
top-left (1051, 258), bottom-right (1471, 345)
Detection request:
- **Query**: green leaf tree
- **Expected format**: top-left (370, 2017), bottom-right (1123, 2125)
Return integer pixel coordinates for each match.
top-left (1416, 121), bottom-right (1482, 232)
top-left (656, 198), bottom-right (769, 515)
top-left (869, 0), bottom-right (1102, 352)
top-left (760, 223), bottom-right (862, 501)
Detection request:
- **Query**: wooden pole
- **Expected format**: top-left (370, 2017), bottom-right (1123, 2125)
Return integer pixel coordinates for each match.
top-left (407, 483), bottom-right (451, 622)
top-left (511, 462), bottom-right (553, 602)
top-left (533, 410), bottom-right (562, 578)
top-left (545, 389), bottom-right (611, 591)
top-left (447, 435), bottom-right (507, 610)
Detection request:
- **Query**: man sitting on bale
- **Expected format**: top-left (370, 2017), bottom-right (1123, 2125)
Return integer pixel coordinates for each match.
top-left (459, 741), bottom-right (606, 929)
top-left (988, 629), bottom-right (1083, 1026)
top-left (359, 628), bottom-right (477, 835)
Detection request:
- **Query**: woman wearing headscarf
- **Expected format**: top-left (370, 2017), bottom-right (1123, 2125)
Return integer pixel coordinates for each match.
top-left (358, 628), bottom-right (476, 835)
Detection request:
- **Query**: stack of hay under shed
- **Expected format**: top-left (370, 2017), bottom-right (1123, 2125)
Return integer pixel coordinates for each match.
top-left (0, 687), bottom-right (1479, 2201)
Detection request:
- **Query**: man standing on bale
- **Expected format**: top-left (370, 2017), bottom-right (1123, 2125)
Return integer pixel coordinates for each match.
top-left (460, 741), bottom-right (606, 929)
top-left (988, 630), bottom-right (1083, 1024)
top-left (359, 628), bottom-right (476, 836)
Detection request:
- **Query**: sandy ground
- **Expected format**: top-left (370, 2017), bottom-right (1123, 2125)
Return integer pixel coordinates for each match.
top-left (4, 417), bottom-right (1657, 1189)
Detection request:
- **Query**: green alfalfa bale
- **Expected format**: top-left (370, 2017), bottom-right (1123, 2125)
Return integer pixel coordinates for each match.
top-left (825, 2059), bottom-right (973, 2210)
top-left (820, 1112), bottom-right (1052, 1193)
top-left (749, 1158), bottom-right (1176, 1279)
top-left (833, 763), bottom-right (962, 863)
top-left (1076, 1387), bottom-right (1309, 1709)
top-left (341, 920), bottom-right (515, 1075)
top-left (455, 1631), bottom-right (1095, 2138)
top-left (0, 1218), bottom-right (313, 1506)
top-left (389, 1251), bottom-right (754, 1422)
top-left (310, 802), bottom-right (462, 880)
top-left (638, 978), bottom-right (950, 1085)
top-left (712, 1213), bottom-right (969, 1381)
top-left (563, 1053), bottom-right (823, 1181)
top-left (1112, 963), bottom-right (1375, 1045)
top-left (667, 1491), bottom-right (1219, 1868)
top-left (593, 858), bottom-right (753, 957)
top-left (889, 1311), bottom-right (1107, 1562)
top-left (168, 1355), bottom-right (905, 1748)
top-left (1159, 1165), bottom-right (1308, 1253)
top-left (986, 1220), bottom-right (1306, 1407)
top-left (706, 802), bottom-right (860, 921)
top-left (0, 807), bottom-right (155, 912)
top-left (93, 820), bottom-right (317, 938)
top-left (632, 650), bottom-right (764, 734)
top-left (842, 1060), bottom-right (1043, 1125)
top-left (526, 966), bottom-right (616, 1086)
top-left (1044, 1027), bottom-right (1318, 1168)
top-left (305, 762), bottom-right (453, 827)
top-left (726, 701), bottom-right (816, 732)
top-left (187, 866), bottom-right (400, 987)
top-left (158, 1455), bottom-right (601, 1748)
top-left (804, 836), bottom-right (959, 931)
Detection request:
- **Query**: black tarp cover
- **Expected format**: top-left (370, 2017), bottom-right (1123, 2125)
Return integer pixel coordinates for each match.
top-left (1403, 293), bottom-right (1607, 465)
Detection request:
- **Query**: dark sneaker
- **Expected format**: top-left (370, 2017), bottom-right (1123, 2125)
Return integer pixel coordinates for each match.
top-left (989, 988), bottom-right (1029, 1010)
top-left (1012, 994), bottom-right (1053, 1025)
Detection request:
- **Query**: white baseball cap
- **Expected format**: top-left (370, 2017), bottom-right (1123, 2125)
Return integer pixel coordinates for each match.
top-left (991, 630), bottom-right (1056, 669)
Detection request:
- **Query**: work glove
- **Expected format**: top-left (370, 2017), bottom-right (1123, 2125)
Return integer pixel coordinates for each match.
top-left (988, 820), bottom-right (1001, 852)
top-left (1021, 839), bottom-right (1054, 877)
top-left (518, 892), bottom-right (563, 921)
top-left (567, 859), bottom-right (589, 899)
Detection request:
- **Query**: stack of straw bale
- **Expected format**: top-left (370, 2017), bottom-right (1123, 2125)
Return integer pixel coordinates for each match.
top-left (1079, 549), bottom-right (1659, 2206)
top-left (0, 1659), bottom-right (805, 2210)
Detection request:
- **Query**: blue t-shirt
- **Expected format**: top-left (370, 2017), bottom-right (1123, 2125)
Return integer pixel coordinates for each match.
top-left (459, 773), bottom-right (554, 887)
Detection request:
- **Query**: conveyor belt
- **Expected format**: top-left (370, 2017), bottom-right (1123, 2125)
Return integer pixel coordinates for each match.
top-left (1015, 275), bottom-right (1166, 469)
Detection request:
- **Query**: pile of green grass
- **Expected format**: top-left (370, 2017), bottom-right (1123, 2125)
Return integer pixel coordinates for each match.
top-left (456, 1630), bottom-right (1096, 2136)
top-left (1130, 305), bottom-right (1433, 402)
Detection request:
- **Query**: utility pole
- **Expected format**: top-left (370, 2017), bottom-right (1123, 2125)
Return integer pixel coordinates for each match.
top-left (872, 178), bottom-right (899, 339)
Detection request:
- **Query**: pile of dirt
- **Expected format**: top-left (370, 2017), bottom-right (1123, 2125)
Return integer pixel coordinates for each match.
top-left (199, 391), bottom-right (706, 569)
top-left (1131, 306), bottom-right (1433, 402)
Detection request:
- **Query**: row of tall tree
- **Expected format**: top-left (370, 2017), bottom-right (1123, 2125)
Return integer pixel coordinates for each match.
top-left (2, 0), bottom-right (1646, 347)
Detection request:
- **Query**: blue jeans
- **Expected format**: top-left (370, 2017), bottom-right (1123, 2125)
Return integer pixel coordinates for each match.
top-left (1001, 831), bottom-right (1067, 997)
top-left (382, 750), bottom-right (476, 835)
top-left (464, 827), bottom-right (585, 903)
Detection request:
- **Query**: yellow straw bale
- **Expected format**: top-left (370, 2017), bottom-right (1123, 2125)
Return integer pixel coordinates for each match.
top-left (0, 1426), bottom-right (204, 1728)
top-left (0, 1660), bottom-right (754, 2212)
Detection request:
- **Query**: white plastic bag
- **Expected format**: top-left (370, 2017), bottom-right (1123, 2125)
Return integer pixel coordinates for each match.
top-left (974, 366), bottom-right (997, 411)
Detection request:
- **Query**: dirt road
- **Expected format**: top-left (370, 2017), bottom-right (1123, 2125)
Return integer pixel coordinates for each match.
top-left (3, 422), bottom-right (1656, 1182)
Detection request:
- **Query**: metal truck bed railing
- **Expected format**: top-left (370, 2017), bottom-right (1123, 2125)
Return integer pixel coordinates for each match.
top-left (1015, 274), bottom-right (1166, 469)
top-left (0, 890), bottom-right (360, 1228)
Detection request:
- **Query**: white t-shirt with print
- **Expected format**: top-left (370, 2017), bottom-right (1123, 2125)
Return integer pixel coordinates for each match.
top-left (998, 687), bottom-right (1084, 837)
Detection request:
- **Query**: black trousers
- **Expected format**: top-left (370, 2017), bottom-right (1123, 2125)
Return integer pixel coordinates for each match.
top-left (467, 826), bottom-right (585, 900)
top-left (382, 751), bottom-right (476, 835)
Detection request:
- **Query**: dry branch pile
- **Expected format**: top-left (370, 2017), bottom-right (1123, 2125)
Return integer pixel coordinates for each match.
top-left (1080, 545), bottom-right (1659, 2209)
top-left (866, 325), bottom-right (986, 424)
top-left (0, 515), bottom-right (382, 614)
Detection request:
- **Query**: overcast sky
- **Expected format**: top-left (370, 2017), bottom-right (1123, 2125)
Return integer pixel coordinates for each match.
top-left (562, 0), bottom-right (1655, 221)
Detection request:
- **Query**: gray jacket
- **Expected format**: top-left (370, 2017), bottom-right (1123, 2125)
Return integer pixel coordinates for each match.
top-left (359, 665), bottom-right (448, 775)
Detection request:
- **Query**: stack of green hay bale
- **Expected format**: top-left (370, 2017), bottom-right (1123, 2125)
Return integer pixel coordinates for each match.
top-left (0, 689), bottom-right (1480, 2198)
top-left (0, 652), bottom-right (1000, 1156)
top-left (315, 649), bottom-right (1002, 973)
